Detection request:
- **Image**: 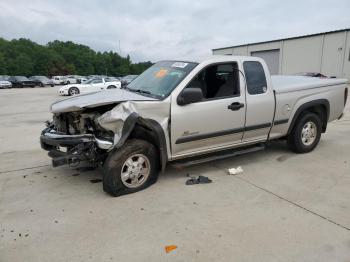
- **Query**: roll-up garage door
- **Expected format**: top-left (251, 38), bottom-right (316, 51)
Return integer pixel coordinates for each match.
top-left (251, 49), bottom-right (280, 75)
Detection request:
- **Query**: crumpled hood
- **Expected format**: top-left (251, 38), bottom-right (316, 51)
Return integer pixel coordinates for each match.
top-left (51, 89), bottom-right (156, 113)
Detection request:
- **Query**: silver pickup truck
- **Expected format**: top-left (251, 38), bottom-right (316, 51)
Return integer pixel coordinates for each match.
top-left (40, 56), bottom-right (348, 196)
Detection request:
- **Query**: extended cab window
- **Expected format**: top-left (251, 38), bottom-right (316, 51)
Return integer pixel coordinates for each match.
top-left (187, 62), bottom-right (240, 100)
top-left (243, 61), bottom-right (267, 95)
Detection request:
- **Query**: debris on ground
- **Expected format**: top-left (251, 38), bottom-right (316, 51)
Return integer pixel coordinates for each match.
top-left (228, 166), bottom-right (243, 175)
top-left (72, 173), bottom-right (80, 176)
top-left (165, 245), bottom-right (177, 253)
top-left (186, 174), bottom-right (212, 185)
top-left (90, 179), bottom-right (102, 183)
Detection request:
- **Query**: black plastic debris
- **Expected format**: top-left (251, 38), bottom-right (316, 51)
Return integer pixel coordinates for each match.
top-left (90, 179), bottom-right (102, 183)
top-left (185, 174), bottom-right (212, 185)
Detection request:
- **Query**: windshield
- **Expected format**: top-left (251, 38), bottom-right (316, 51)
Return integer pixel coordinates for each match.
top-left (16, 76), bottom-right (29, 81)
top-left (126, 61), bottom-right (198, 99)
top-left (84, 78), bottom-right (100, 84)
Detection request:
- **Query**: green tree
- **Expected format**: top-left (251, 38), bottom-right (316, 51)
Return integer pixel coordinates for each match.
top-left (0, 52), bottom-right (7, 74)
top-left (0, 38), bottom-right (153, 76)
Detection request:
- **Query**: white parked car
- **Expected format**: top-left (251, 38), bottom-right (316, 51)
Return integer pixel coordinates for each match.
top-left (0, 80), bottom-right (12, 89)
top-left (58, 77), bottom-right (121, 96)
top-left (52, 76), bottom-right (67, 85)
top-left (65, 75), bottom-right (79, 84)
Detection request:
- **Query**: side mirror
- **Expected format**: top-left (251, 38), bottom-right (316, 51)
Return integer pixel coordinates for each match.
top-left (177, 87), bottom-right (203, 106)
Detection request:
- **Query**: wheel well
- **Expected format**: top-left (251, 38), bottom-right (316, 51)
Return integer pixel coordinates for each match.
top-left (288, 101), bottom-right (329, 134)
top-left (303, 105), bottom-right (328, 132)
top-left (127, 121), bottom-right (167, 172)
top-left (129, 124), bottom-right (159, 149)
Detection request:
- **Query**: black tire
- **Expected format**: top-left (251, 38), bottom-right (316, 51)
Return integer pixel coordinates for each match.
top-left (107, 85), bottom-right (116, 89)
top-left (287, 112), bottom-right (322, 153)
top-left (103, 139), bottom-right (160, 197)
top-left (68, 87), bottom-right (80, 96)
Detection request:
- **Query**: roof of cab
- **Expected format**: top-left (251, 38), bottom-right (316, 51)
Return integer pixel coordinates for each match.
top-left (196, 55), bottom-right (264, 64)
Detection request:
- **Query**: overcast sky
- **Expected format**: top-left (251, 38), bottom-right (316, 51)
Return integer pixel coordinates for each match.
top-left (0, 0), bottom-right (349, 62)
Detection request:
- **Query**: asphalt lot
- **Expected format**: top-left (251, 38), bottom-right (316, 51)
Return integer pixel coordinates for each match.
top-left (0, 86), bottom-right (350, 262)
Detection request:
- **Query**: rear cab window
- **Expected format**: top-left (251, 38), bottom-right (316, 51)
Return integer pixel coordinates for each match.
top-left (243, 61), bottom-right (267, 95)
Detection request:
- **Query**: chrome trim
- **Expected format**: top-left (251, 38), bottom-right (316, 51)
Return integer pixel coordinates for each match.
top-left (43, 132), bottom-right (113, 150)
top-left (95, 137), bottom-right (114, 149)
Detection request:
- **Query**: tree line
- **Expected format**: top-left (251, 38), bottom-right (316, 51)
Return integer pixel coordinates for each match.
top-left (0, 38), bottom-right (152, 77)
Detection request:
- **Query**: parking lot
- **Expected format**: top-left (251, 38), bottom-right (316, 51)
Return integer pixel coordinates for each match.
top-left (0, 87), bottom-right (349, 261)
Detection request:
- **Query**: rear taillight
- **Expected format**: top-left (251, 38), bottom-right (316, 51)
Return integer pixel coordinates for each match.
top-left (345, 88), bottom-right (348, 106)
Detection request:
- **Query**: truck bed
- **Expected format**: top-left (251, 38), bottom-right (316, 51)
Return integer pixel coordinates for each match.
top-left (271, 76), bottom-right (348, 93)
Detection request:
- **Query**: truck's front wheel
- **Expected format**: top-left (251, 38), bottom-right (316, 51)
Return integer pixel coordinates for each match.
top-left (103, 139), bottom-right (160, 197)
top-left (287, 112), bottom-right (322, 153)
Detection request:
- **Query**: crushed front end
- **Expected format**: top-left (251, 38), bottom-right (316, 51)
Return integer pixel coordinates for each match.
top-left (40, 110), bottom-right (114, 168)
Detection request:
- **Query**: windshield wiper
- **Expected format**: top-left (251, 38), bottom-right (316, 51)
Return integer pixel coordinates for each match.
top-left (126, 87), bottom-right (151, 95)
top-left (125, 87), bottom-right (162, 99)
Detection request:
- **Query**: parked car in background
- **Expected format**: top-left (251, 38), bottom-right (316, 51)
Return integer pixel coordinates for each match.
top-left (0, 75), bottom-right (10, 81)
top-left (121, 75), bottom-right (138, 87)
top-left (76, 76), bottom-right (88, 84)
top-left (0, 76), bottom-right (12, 88)
top-left (58, 77), bottom-right (121, 96)
top-left (87, 75), bottom-right (101, 79)
top-left (52, 76), bottom-right (68, 85)
top-left (65, 75), bottom-right (79, 84)
top-left (30, 76), bottom-right (55, 87)
top-left (8, 76), bottom-right (37, 88)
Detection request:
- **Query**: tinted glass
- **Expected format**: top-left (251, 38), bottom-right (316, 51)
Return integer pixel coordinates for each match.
top-left (92, 79), bottom-right (103, 84)
top-left (16, 76), bottom-right (28, 81)
top-left (127, 61), bottom-right (198, 98)
top-left (186, 62), bottom-right (240, 100)
top-left (243, 61), bottom-right (267, 95)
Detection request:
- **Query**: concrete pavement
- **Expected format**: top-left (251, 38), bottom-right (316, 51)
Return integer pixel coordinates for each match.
top-left (0, 87), bottom-right (349, 261)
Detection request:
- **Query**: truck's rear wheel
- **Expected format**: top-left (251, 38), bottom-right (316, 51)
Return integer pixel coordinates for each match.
top-left (103, 139), bottom-right (159, 197)
top-left (287, 112), bottom-right (322, 153)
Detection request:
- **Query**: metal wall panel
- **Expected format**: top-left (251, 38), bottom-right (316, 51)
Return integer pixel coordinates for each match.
top-left (251, 49), bottom-right (280, 75)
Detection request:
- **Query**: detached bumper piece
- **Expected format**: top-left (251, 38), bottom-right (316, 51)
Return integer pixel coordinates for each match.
top-left (40, 129), bottom-right (113, 167)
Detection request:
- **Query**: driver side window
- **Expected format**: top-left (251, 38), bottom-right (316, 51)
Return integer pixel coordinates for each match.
top-left (186, 62), bottom-right (240, 100)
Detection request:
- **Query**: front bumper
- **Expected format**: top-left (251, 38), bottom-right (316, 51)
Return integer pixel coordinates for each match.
top-left (0, 84), bottom-right (12, 89)
top-left (40, 128), bottom-right (113, 167)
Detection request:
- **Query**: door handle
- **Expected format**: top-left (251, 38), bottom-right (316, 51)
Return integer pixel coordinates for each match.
top-left (228, 102), bottom-right (244, 111)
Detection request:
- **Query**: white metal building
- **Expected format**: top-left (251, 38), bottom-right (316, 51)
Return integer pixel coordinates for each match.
top-left (212, 29), bottom-right (350, 79)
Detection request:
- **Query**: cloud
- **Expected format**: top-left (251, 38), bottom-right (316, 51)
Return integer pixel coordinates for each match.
top-left (0, 0), bottom-right (349, 62)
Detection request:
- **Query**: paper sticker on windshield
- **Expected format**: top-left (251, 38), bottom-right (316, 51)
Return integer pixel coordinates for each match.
top-left (155, 69), bottom-right (168, 78)
top-left (172, 62), bottom-right (188, 68)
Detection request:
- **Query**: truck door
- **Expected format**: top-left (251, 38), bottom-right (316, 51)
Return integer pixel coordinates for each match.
top-left (171, 62), bottom-right (246, 158)
top-left (242, 61), bottom-right (275, 142)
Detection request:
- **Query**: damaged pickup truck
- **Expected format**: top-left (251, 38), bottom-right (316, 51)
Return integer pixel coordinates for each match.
top-left (40, 56), bottom-right (348, 196)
